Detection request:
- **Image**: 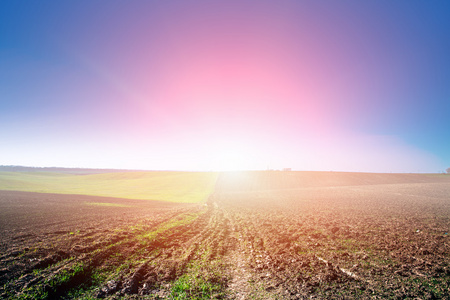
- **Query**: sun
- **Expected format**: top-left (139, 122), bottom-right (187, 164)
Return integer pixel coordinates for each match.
top-left (209, 140), bottom-right (257, 172)
top-left (214, 150), bottom-right (247, 172)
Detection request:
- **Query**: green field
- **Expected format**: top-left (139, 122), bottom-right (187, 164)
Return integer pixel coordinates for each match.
top-left (0, 171), bottom-right (218, 203)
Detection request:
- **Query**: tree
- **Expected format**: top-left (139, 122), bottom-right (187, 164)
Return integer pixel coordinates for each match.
top-left (446, 167), bottom-right (450, 174)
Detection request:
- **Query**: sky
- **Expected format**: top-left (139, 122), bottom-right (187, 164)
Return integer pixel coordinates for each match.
top-left (1, 0), bottom-right (449, 172)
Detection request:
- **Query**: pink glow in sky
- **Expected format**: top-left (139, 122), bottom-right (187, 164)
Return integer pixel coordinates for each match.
top-left (1, 1), bottom-right (449, 172)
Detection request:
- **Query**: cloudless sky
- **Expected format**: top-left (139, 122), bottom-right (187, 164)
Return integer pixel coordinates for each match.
top-left (1, 0), bottom-right (449, 172)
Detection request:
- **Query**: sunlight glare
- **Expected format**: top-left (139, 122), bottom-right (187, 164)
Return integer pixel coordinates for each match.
top-left (210, 139), bottom-right (257, 172)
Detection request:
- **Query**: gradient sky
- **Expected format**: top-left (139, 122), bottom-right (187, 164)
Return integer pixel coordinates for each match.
top-left (1, 0), bottom-right (449, 172)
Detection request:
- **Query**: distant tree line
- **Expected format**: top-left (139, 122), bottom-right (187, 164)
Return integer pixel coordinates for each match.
top-left (0, 165), bottom-right (140, 174)
top-left (447, 167), bottom-right (450, 174)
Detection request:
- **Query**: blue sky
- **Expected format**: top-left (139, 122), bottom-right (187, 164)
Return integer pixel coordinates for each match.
top-left (1, 1), bottom-right (449, 172)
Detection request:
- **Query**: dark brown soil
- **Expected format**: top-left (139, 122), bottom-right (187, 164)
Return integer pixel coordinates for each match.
top-left (1, 172), bottom-right (449, 299)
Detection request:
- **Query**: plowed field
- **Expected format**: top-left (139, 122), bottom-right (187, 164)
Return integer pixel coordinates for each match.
top-left (1, 172), bottom-right (449, 299)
